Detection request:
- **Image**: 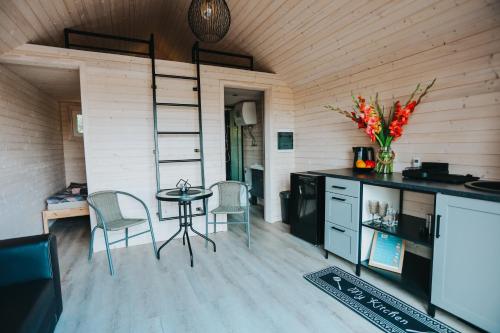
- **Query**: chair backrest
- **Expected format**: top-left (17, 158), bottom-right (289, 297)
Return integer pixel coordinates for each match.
top-left (211, 181), bottom-right (249, 207)
top-left (87, 191), bottom-right (123, 223)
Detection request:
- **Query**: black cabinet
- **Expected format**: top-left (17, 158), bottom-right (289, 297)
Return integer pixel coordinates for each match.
top-left (289, 173), bottom-right (325, 245)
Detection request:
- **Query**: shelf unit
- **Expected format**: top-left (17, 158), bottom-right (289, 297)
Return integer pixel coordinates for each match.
top-left (362, 214), bottom-right (432, 247)
top-left (357, 185), bottom-right (436, 316)
top-left (361, 252), bottom-right (431, 299)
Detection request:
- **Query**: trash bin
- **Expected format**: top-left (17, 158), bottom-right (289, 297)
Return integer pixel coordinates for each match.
top-left (280, 191), bottom-right (291, 224)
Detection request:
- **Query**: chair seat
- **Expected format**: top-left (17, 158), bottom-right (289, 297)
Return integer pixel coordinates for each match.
top-left (211, 205), bottom-right (245, 214)
top-left (97, 218), bottom-right (146, 231)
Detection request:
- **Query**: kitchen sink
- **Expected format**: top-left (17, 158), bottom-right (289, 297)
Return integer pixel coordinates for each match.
top-left (465, 181), bottom-right (500, 194)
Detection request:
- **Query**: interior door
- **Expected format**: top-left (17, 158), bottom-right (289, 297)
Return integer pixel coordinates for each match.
top-left (432, 194), bottom-right (500, 332)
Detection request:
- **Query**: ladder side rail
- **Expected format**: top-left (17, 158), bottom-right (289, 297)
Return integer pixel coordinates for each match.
top-left (195, 42), bottom-right (207, 216)
top-left (194, 42), bottom-right (206, 189)
top-left (149, 34), bottom-right (163, 220)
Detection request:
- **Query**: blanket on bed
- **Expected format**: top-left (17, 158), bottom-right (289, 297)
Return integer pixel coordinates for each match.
top-left (46, 183), bottom-right (87, 205)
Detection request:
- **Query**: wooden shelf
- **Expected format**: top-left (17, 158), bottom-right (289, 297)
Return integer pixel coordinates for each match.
top-left (361, 251), bottom-right (431, 299)
top-left (362, 214), bottom-right (432, 246)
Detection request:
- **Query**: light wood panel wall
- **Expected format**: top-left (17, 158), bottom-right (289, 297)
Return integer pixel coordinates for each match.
top-left (1, 44), bottom-right (294, 250)
top-left (291, 0), bottom-right (500, 222)
top-left (60, 102), bottom-right (86, 185)
top-left (0, 0), bottom-right (199, 64)
top-left (0, 63), bottom-right (65, 239)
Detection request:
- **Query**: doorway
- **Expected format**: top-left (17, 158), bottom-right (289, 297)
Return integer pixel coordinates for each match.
top-left (1, 63), bottom-right (89, 246)
top-left (224, 88), bottom-right (265, 218)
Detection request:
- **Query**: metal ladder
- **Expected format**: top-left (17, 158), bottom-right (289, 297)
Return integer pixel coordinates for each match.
top-left (150, 36), bottom-right (206, 221)
top-left (64, 29), bottom-right (253, 221)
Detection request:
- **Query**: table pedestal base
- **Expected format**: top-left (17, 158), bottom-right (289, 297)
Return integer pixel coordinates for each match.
top-left (156, 200), bottom-right (216, 267)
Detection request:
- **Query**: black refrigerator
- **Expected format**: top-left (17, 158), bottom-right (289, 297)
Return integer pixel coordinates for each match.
top-left (289, 173), bottom-right (325, 245)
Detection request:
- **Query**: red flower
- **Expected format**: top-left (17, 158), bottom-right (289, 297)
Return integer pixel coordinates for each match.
top-left (407, 100), bottom-right (417, 111)
top-left (389, 121), bottom-right (403, 139)
top-left (326, 79), bottom-right (436, 147)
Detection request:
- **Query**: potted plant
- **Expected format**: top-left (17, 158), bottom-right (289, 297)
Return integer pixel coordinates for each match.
top-left (325, 79), bottom-right (435, 174)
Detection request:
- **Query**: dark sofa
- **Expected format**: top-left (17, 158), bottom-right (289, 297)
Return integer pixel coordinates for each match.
top-left (0, 234), bottom-right (63, 333)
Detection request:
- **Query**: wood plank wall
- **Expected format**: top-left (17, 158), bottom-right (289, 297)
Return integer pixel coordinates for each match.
top-left (0, 45), bottom-right (294, 250)
top-left (294, 3), bottom-right (500, 177)
top-left (0, 63), bottom-right (65, 239)
top-left (60, 102), bottom-right (86, 185)
top-left (293, 2), bottom-right (500, 219)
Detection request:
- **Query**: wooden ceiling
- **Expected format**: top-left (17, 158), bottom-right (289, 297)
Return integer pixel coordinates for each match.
top-left (0, 0), bottom-right (498, 92)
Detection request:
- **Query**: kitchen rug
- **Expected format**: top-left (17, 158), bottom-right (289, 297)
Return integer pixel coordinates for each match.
top-left (304, 266), bottom-right (459, 333)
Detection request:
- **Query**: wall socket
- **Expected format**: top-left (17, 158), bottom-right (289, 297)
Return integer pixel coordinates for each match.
top-left (411, 157), bottom-right (422, 168)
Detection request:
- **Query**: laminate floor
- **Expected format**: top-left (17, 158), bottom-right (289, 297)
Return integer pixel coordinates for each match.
top-left (51, 208), bottom-right (478, 333)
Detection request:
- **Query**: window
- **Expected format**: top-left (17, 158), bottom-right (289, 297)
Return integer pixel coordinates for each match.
top-left (72, 109), bottom-right (83, 136)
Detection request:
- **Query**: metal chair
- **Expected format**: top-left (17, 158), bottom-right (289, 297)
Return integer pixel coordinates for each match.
top-left (87, 191), bottom-right (158, 275)
top-left (206, 181), bottom-right (251, 248)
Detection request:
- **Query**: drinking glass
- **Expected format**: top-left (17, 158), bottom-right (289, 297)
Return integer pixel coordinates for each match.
top-left (386, 207), bottom-right (396, 227)
top-left (378, 201), bottom-right (388, 227)
top-left (368, 200), bottom-right (379, 223)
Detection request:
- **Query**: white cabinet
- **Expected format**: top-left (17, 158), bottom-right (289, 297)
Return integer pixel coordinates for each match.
top-left (325, 194), bottom-right (359, 231)
top-left (432, 194), bottom-right (500, 333)
top-left (324, 221), bottom-right (358, 263)
top-left (325, 177), bottom-right (360, 198)
top-left (324, 178), bottom-right (360, 263)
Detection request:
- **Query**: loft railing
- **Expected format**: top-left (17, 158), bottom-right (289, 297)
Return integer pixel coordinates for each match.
top-left (64, 29), bottom-right (255, 71)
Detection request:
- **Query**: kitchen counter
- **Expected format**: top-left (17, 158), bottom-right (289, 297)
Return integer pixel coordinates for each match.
top-left (308, 168), bottom-right (500, 203)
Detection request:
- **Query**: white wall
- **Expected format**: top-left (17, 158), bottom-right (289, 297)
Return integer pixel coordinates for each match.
top-left (60, 102), bottom-right (86, 185)
top-left (0, 63), bottom-right (65, 239)
top-left (293, 23), bottom-right (500, 180)
top-left (1, 45), bottom-right (295, 250)
top-left (293, 16), bottom-right (500, 221)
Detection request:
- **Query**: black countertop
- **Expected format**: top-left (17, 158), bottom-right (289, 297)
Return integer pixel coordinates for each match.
top-left (308, 168), bottom-right (500, 203)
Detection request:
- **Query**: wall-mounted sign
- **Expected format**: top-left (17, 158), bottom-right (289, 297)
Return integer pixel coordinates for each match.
top-left (277, 131), bottom-right (293, 150)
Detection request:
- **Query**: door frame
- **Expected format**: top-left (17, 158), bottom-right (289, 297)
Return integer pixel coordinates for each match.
top-left (219, 80), bottom-right (273, 222)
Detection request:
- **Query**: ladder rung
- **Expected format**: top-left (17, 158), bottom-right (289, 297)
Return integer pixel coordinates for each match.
top-left (157, 131), bottom-right (200, 135)
top-left (155, 74), bottom-right (197, 80)
top-left (159, 159), bottom-right (201, 164)
top-left (156, 102), bottom-right (199, 107)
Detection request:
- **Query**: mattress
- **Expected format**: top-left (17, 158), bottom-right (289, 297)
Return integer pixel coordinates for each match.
top-left (46, 184), bottom-right (88, 211)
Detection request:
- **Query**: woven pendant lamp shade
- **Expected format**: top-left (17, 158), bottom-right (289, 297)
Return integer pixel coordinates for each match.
top-left (188, 0), bottom-right (231, 43)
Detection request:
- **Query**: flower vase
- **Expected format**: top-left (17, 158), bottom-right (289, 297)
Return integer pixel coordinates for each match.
top-left (375, 146), bottom-right (395, 174)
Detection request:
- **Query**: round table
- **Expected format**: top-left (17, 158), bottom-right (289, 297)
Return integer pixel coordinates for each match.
top-left (155, 188), bottom-right (216, 267)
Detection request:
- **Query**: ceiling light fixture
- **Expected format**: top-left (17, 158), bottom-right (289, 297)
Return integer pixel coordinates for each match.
top-left (188, 0), bottom-right (231, 43)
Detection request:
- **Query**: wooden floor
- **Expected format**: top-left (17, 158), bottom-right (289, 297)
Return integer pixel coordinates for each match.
top-left (52, 208), bottom-right (478, 333)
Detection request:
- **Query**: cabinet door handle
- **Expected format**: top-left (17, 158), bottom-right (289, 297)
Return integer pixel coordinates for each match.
top-left (331, 185), bottom-right (346, 190)
top-left (436, 214), bottom-right (441, 239)
top-left (331, 196), bottom-right (346, 202)
top-left (331, 226), bottom-right (346, 233)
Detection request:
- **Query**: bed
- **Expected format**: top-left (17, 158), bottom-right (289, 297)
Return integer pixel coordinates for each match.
top-left (42, 183), bottom-right (90, 233)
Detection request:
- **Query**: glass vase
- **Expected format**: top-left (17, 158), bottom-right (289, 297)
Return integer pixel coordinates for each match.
top-left (375, 146), bottom-right (395, 174)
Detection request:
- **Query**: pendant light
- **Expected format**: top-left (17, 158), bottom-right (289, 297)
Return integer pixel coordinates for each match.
top-left (188, 0), bottom-right (231, 43)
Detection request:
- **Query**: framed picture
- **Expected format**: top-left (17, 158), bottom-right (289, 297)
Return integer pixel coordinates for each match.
top-left (369, 231), bottom-right (405, 274)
